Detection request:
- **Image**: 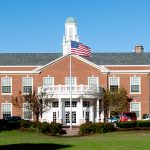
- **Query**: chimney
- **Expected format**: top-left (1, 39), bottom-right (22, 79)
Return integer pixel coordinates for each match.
top-left (134, 44), bottom-right (144, 54)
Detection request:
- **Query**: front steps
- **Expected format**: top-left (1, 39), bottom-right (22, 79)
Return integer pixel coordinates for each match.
top-left (62, 126), bottom-right (79, 136)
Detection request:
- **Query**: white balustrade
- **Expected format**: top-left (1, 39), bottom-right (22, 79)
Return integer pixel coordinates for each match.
top-left (38, 85), bottom-right (100, 95)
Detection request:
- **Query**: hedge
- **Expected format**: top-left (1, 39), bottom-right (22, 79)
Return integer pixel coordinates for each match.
top-left (79, 122), bottom-right (115, 134)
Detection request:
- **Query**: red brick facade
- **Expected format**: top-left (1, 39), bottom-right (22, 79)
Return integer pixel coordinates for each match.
top-left (0, 54), bottom-right (149, 122)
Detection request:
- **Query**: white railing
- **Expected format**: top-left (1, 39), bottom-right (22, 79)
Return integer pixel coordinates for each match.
top-left (38, 85), bottom-right (101, 95)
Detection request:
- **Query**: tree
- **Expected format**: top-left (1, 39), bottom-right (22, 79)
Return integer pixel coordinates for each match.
top-left (102, 88), bottom-right (132, 122)
top-left (11, 90), bottom-right (51, 121)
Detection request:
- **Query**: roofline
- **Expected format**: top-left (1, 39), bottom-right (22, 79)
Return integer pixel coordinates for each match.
top-left (73, 55), bottom-right (110, 73)
top-left (110, 70), bottom-right (150, 74)
top-left (104, 65), bottom-right (150, 67)
top-left (0, 66), bottom-right (41, 67)
top-left (0, 71), bottom-right (40, 74)
top-left (37, 54), bottom-right (71, 71)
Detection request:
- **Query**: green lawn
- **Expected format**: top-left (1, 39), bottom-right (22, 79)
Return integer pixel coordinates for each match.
top-left (0, 130), bottom-right (150, 150)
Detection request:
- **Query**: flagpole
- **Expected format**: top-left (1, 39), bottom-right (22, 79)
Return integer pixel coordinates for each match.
top-left (70, 54), bottom-right (72, 131)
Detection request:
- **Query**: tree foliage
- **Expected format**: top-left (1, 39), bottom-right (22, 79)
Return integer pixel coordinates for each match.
top-left (11, 90), bottom-right (51, 121)
top-left (102, 88), bottom-right (132, 121)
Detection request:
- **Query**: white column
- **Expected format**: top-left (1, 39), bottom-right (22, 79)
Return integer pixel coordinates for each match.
top-left (57, 98), bottom-right (62, 124)
top-left (90, 100), bottom-right (94, 123)
top-left (96, 99), bottom-right (100, 122)
top-left (79, 98), bottom-right (84, 125)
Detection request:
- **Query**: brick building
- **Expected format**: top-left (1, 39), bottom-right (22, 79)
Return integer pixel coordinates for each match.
top-left (0, 17), bottom-right (150, 126)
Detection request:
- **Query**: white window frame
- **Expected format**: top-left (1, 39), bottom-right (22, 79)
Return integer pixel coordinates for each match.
top-left (22, 77), bottom-right (33, 94)
top-left (65, 77), bottom-right (76, 91)
top-left (43, 77), bottom-right (54, 87)
top-left (1, 103), bottom-right (12, 119)
top-left (109, 77), bottom-right (120, 91)
top-left (130, 102), bottom-right (141, 119)
top-left (88, 77), bottom-right (99, 86)
top-left (130, 76), bottom-right (141, 94)
top-left (1, 77), bottom-right (12, 95)
top-left (65, 77), bottom-right (76, 85)
top-left (23, 103), bottom-right (33, 120)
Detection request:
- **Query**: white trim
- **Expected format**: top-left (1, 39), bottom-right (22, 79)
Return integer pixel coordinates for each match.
top-left (109, 76), bottom-right (120, 90)
top-left (130, 76), bottom-right (141, 94)
top-left (22, 77), bottom-right (33, 94)
top-left (37, 54), bottom-right (70, 71)
top-left (110, 70), bottom-right (150, 73)
top-left (130, 102), bottom-right (141, 119)
top-left (37, 54), bottom-right (110, 73)
top-left (103, 65), bottom-right (150, 67)
top-left (1, 103), bottom-right (12, 118)
top-left (73, 55), bottom-right (110, 73)
top-left (0, 66), bottom-right (41, 67)
top-left (88, 76), bottom-right (99, 86)
top-left (43, 77), bottom-right (54, 86)
top-left (1, 77), bottom-right (12, 95)
top-left (0, 71), bottom-right (40, 74)
top-left (65, 76), bottom-right (77, 85)
top-left (23, 103), bottom-right (33, 120)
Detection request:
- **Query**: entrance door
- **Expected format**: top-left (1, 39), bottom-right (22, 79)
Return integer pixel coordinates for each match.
top-left (63, 100), bottom-right (78, 125)
top-left (83, 111), bottom-right (90, 122)
top-left (65, 111), bottom-right (76, 125)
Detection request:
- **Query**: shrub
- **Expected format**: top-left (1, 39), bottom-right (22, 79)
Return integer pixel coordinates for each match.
top-left (103, 123), bottom-right (115, 132)
top-left (49, 122), bottom-right (62, 135)
top-left (137, 120), bottom-right (150, 127)
top-left (6, 121), bottom-right (21, 130)
top-left (20, 120), bottom-right (33, 129)
top-left (92, 122), bottom-right (104, 133)
top-left (116, 121), bottom-right (137, 128)
top-left (0, 119), bottom-right (8, 131)
top-left (79, 122), bottom-right (115, 134)
top-left (79, 122), bottom-right (93, 134)
top-left (40, 122), bottom-right (51, 133)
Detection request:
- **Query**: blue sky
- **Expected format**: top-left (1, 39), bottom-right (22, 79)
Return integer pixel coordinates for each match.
top-left (0, 0), bottom-right (150, 53)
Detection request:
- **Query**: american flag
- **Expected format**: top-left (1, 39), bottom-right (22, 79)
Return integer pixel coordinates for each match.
top-left (71, 41), bottom-right (92, 57)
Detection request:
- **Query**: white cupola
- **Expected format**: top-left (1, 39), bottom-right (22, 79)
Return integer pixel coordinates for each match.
top-left (62, 17), bottom-right (79, 56)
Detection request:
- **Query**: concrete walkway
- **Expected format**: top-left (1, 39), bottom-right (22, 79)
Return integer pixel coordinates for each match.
top-left (61, 127), bottom-right (79, 136)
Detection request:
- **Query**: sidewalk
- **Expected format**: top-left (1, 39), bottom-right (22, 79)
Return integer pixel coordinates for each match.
top-left (61, 127), bottom-right (79, 136)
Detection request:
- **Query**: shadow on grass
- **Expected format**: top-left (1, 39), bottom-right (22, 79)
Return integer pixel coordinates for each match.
top-left (0, 143), bottom-right (72, 150)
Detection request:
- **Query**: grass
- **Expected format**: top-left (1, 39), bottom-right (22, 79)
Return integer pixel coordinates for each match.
top-left (0, 130), bottom-right (150, 150)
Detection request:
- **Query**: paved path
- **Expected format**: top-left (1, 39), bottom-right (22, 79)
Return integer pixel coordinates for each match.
top-left (62, 127), bottom-right (79, 136)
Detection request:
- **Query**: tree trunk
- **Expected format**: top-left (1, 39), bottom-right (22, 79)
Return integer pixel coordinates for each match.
top-left (35, 114), bottom-right (39, 121)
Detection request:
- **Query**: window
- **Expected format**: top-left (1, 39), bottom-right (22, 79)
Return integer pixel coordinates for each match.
top-left (2, 103), bottom-right (12, 119)
top-left (72, 101), bottom-right (77, 107)
top-left (23, 77), bottom-right (33, 94)
top-left (109, 77), bottom-right (119, 92)
top-left (1, 77), bottom-right (12, 94)
top-left (130, 77), bottom-right (140, 93)
top-left (85, 111), bottom-right (89, 122)
top-left (88, 77), bottom-right (98, 92)
top-left (23, 103), bottom-right (32, 120)
top-left (65, 111), bottom-right (70, 123)
top-left (65, 101), bottom-right (70, 107)
top-left (65, 77), bottom-right (76, 91)
top-left (52, 102), bottom-right (59, 107)
top-left (53, 112), bottom-right (57, 122)
top-left (65, 111), bottom-right (76, 123)
top-left (130, 102), bottom-right (141, 119)
top-left (65, 101), bottom-right (77, 107)
top-left (83, 101), bottom-right (90, 107)
top-left (88, 77), bottom-right (98, 86)
top-left (72, 111), bottom-right (76, 123)
top-left (43, 77), bottom-right (54, 86)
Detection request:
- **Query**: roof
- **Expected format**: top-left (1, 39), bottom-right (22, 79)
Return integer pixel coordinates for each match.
top-left (0, 53), bottom-right (62, 66)
top-left (86, 53), bottom-right (150, 65)
top-left (0, 52), bottom-right (150, 66)
top-left (65, 17), bottom-right (77, 24)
